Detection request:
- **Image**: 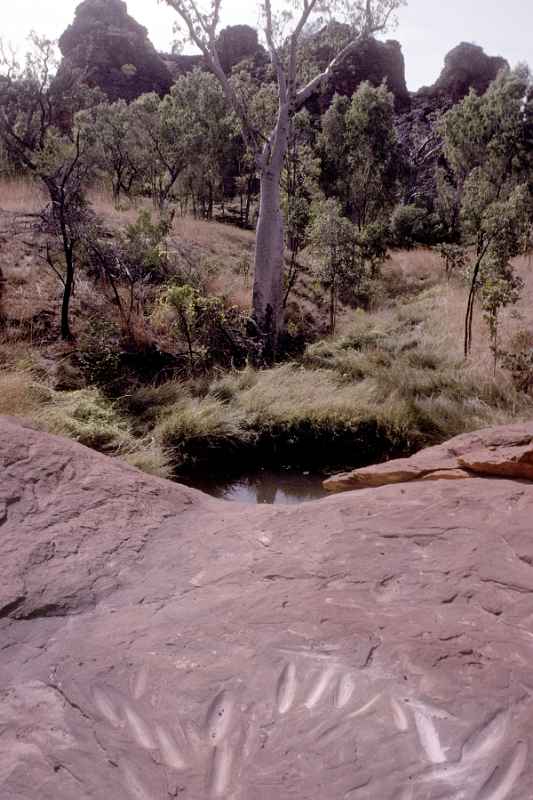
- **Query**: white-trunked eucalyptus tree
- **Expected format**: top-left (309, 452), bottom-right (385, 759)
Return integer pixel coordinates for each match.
top-left (162, 0), bottom-right (404, 359)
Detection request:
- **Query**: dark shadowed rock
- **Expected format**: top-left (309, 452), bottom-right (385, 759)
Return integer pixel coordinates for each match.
top-left (305, 26), bottom-right (410, 112)
top-left (396, 42), bottom-right (509, 206)
top-left (429, 41), bottom-right (509, 103)
top-left (2, 416), bottom-right (533, 797)
top-left (58, 0), bottom-right (173, 102)
top-left (163, 25), bottom-right (268, 83)
top-left (216, 25), bottom-right (266, 74)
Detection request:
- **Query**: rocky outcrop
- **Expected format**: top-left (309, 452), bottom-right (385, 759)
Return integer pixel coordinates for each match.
top-left (163, 24), bottom-right (268, 84)
top-left (324, 421), bottom-right (533, 492)
top-left (396, 43), bottom-right (509, 206)
top-left (425, 42), bottom-right (508, 104)
top-left (58, 0), bottom-right (173, 102)
top-left (306, 26), bottom-right (410, 113)
top-left (216, 25), bottom-right (266, 74)
top-left (2, 416), bottom-right (533, 798)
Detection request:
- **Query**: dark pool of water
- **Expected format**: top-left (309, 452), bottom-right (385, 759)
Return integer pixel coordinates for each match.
top-left (183, 469), bottom-right (329, 505)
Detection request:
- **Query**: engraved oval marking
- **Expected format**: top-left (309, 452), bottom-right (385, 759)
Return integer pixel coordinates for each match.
top-left (155, 725), bottom-right (187, 770)
top-left (335, 673), bottom-right (355, 709)
top-left (208, 741), bottom-right (233, 798)
top-left (132, 666), bottom-right (149, 700)
top-left (475, 740), bottom-right (527, 800)
top-left (206, 691), bottom-right (234, 745)
top-left (414, 710), bottom-right (447, 764)
top-left (124, 705), bottom-right (156, 750)
top-left (348, 693), bottom-right (381, 719)
top-left (93, 686), bottom-right (122, 727)
top-left (277, 663), bottom-right (297, 714)
top-left (305, 666), bottom-right (336, 709)
top-left (391, 697), bottom-right (409, 732)
top-left (462, 710), bottom-right (508, 763)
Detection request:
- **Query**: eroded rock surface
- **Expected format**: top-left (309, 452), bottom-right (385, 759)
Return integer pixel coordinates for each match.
top-left (2, 416), bottom-right (533, 799)
top-left (325, 421), bottom-right (533, 492)
top-left (59, 0), bottom-right (173, 102)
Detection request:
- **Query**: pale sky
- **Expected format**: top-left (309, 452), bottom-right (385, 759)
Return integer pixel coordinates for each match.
top-left (2, 0), bottom-right (532, 90)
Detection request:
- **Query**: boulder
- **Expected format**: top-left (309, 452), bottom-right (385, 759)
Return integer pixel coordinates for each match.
top-left (58, 0), bottom-right (173, 102)
top-left (324, 421), bottom-right (533, 492)
top-left (2, 416), bottom-right (533, 798)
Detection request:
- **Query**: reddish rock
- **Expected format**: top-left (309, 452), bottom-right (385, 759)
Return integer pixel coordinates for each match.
top-left (459, 442), bottom-right (533, 481)
top-left (2, 416), bottom-right (533, 798)
top-left (421, 468), bottom-right (472, 481)
top-left (325, 421), bottom-right (533, 492)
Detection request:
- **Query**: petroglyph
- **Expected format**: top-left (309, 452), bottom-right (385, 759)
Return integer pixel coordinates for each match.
top-left (277, 662), bottom-right (297, 714)
top-left (155, 724), bottom-right (187, 770)
top-left (475, 740), bottom-right (528, 800)
top-left (90, 660), bottom-right (527, 800)
top-left (92, 685), bottom-right (122, 727)
top-left (304, 665), bottom-right (337, 709)
top-left (414, 709), bottom-right (447, 764)
top-left (208, 741), bottom-right (234, 798)
top-left (391, 696), bottom-right (409, 732)
top-left (124, 705), bottom-right (156, 750)
top-left (132, 666), bottom-right (149, 701)
top-left (462, 710), bottom-right (509, 763)
top-left (335, 673), bottom-right (356, 709)
top-left (348, 693), bottom-right (382, 719)
top-left (205, 690), bottom-right (234, 745)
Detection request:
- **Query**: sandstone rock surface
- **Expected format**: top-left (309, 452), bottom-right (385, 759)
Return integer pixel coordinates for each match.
top-left (2, 416), bottom-right (533, 799)
top-left (324, 421), bottom-right (533, 492)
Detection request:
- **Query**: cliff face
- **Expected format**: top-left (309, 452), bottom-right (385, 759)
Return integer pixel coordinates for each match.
top-left (58, 3), bottom-right (508, 122)
top-left (57, 2), bottom-right (510, 210)
top-left (307, 30), bottom-right (411, 113)
top-left (58, 0), bottom-right (173, 102)
top-left (426, 41), bottom-right (508, 103)
top-left (395, 43), bottom-right (510, 206)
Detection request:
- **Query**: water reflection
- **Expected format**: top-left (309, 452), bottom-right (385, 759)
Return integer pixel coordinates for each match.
top-left (183, 469), bottom-right (329, 505)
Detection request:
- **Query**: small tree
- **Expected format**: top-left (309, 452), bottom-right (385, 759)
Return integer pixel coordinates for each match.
top-left (156, 283), bottom-right (247, 373)
top-left (171, 69), bottom-right (235, 219)
top-left (0, 35), bottom-right (98, 340)
top-left (79, 100), bottom-right (145, 206)
top-left (309, 198), bottom-right (358, 334)
top-left (320, 81), bottom-right (399, 228)
top-left (162, 0), bottom-right (405, 360)
top-left (129, 92), bottom-right (188, 209)
top-left (282, 108), bottom-right (320, 305)
top-left (440, 68), bottom-right (533, 357)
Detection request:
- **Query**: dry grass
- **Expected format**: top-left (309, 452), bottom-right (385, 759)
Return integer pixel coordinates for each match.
top-left (86, 185), bottom-right (256, 310)
top-left (0, 370), bottom-right (52, 416)
top-left (0, 178), bottom-right (46, 213)
top-left (1, 176), bottom-right (532, 478)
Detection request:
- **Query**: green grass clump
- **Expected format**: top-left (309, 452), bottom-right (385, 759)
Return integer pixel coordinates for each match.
top-left (2, 274), bottom-right (531, 480)
top-left (39, 389), bottom-right (134, 452)
top-left (156, 397), bottom-right (251, 471)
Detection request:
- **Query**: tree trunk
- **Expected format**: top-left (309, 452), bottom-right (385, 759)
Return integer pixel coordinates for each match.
top-left (252, 164), bottom-right (285, 362)
top-left (251, 110), bottom-right (289, 362)
top-left (60, 245), bottom-right (75, 341)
